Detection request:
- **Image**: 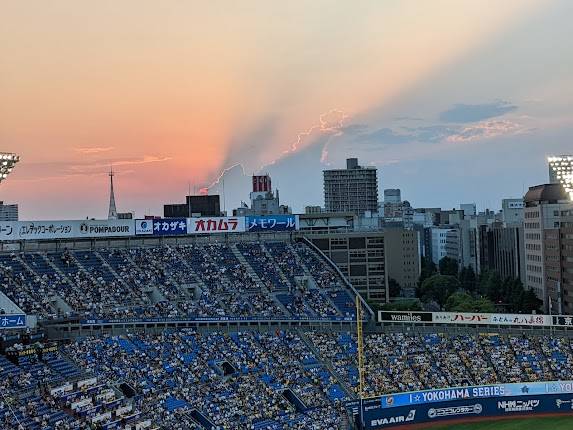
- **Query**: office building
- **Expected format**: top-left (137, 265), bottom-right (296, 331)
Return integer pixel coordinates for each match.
top-left (384, 228), bottom-right (421, 297)
top-left (501, 198), bottom-right (525, 226)
top-left (428, 227), bottom-right (458, 265)
top-left (524, 183), bottom-right (573, 310)
top-left (233, 174), bottom-right (291, 216)
top-left (460, 203), bottom-right (477, 217)
top-left (480, 222), bottom-right (525, 282)
top-left (549, 155), bottom-right (573, 199)
top-left (164, 195), bottom-right (221, 218)
top-left (323, 158), bottom-right (378, 215)
top-left (0, 201), bottom-right (18, 221)
top-left (299, 212), bottom-right (387, 303)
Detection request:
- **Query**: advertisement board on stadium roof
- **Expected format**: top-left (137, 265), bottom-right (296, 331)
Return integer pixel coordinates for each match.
top-left (151, 218), bottom-right (187, 236)
top-left (245, 215), bottom-right (298, 232)
top-left (187, 217), bottom-right (245, 234)
top-left (0, 220), bottom-right (135, 241)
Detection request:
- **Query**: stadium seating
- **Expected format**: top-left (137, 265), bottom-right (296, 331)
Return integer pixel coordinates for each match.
top-left (0, 241), bottom-right (355, 322)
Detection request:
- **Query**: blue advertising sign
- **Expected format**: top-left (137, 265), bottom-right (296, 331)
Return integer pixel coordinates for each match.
top-left (378, 380), bottom-right (573, 409)
top-left (152, 219), bottom-right (187, 236)
top-left (0, 314), bottom-right (26, 329)
top-left (245, 215), bottom-right (298, 232)
top-left (360, 394), bottom-right (573, 429)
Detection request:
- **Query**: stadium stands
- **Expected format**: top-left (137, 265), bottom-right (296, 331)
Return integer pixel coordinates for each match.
top-left (0, 241), bottom-right (357, 322)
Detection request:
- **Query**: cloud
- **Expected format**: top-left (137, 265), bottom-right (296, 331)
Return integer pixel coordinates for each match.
top-left (446, 120), bottom-right (527, 142)
top-left (73, 146), bottom-right (115, 154)
top-left (439, 100), bottom-right (517, 123)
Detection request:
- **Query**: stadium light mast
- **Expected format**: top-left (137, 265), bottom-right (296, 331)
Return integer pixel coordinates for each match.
top-left (0, 153), bottom-right (20, 184)
top-left (356, 295), bottom-right (365, 427)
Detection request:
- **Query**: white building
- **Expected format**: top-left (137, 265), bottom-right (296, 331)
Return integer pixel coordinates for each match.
top-left (0, 201), bottom-right (18, 221)
top-left (524, 183), bottom-right (573, 310)
top-left (430, 227), bottom-right (458, 265)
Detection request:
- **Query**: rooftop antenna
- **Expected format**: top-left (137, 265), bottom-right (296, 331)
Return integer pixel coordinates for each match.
top-left (108, 165), bottom-right (118, 220)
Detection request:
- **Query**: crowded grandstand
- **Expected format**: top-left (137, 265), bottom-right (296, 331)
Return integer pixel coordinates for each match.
top-left (1, 227), bottom-right (573, 429)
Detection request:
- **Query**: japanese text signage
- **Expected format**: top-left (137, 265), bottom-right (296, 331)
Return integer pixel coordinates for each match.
top-left (188, 217), bottom-right (245, 234)
top-left (378, 311), bottom-right (551, 327)
top-left (0, 314), bottom-right (27, 329)
top-left (245, 215), bottom-right (299, 232)
top-left (0, 220), bottom-right (134, 240)
top-left (152, 219), bottom-right (187, 236)
top-left (433, 312), bottom-right (549, 326)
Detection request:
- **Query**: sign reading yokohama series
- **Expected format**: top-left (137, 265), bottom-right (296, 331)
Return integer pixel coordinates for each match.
top-left (187, 217), bottom-right (245, 234)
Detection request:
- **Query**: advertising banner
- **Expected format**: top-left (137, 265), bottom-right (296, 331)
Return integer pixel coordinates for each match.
top-left (245, 215), bottom-right (299, 232)
top-left (187, 217), bottom-right (245, 234)
top-left (0, 221), bottom-right (76, 241)
top-left (76, 220), bottom-right (134, 238)
top-left (433, 312), bottom-right (549, 327)
top-left (152, 218), bottom-right (187, 236)
top-left (378, 311), bottom-right (551, 328)
top-left (378, 380), bottom-right (573, 409)
top-left (553, 316), bottom-right (573, 327)
top-left (135, 219), bottom-right (154, 235)
top-left (0, 314), bottom-right (26, 329)
top-left (378, 311), bottom-right (432, 323)
top-left (361, 394), bottom-right (573, 429)
top-left (0, 220), bottom-right (135, 241)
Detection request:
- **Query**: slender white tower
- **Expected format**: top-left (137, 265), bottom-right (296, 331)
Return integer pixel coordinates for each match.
top-left (108, 166), bottom-right (118, 220)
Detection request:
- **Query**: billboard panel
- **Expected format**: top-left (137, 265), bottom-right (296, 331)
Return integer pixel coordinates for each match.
top-left (187, 217), bottom-right (245, 234)
top-left (0, 220), bottom-right (135, 241)
top-left (135, 219), bottom-right (154, 235)
top-left (152, 218), bottom-right (187, 236)
top-left (245, 215), bottom-right (298, 232)
top-left (76, 220), bottom-right (134, 238)
top-left (0, 314), bottom-right (26, 329)
top-left (378, 311), bottom-right (550, 328)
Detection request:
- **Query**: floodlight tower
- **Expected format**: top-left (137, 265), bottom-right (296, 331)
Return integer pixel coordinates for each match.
top-left (0, 153), bottom-right (19, 184)
top-left (548, 155), bottom-right (573, 200)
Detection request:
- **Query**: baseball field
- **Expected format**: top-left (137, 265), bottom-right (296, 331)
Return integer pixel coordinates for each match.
top-left (431, 416), bottom-right (573, 429)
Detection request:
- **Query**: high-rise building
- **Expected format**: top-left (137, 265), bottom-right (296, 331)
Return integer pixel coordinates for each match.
top-left (233, 174), bottom-right (290, 216)
top-left (384, 227), bottom-right (421, 297)
top-left (549, 155), bottom-right (573, 199)
top-left (524, 183), bottom-right (573, 310)
top-left (0, 201), bottom-right (18, 221)
top-left (323, 158), bottom-right (378, 215)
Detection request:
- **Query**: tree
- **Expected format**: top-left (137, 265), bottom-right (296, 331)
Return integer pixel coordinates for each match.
top-left (418, 257), bottom-right (437, 287)
top-left (381, 300), bottom-right (423, 312)
top-left (439, 256), bottom-right (459, 277)
top-left (445, 292), bottom-right (496, 312)
top-left (388, 278), bottom-right (402, 298)
top-left (418, 274), bottom-right (460, 308)
top-left (521, 289), bottom-right (543, 313)
top-left (459, 266), bottom-right (477, 292)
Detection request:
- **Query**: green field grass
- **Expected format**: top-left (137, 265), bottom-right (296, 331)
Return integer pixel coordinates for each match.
top-left (431, 416), bottom-right (573, 429)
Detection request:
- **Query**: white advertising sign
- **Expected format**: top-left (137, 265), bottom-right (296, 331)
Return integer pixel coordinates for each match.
top-left (0, 220), bottom-right (135, 241)
top-left (187, 217), bottom-right (246, 234)
top-left (135, 219), bottom-right (154, 235)
top-left (433, 312), bottom-right (549, 327)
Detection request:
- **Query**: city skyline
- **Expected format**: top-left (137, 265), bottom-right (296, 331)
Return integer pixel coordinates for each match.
top-left (1, 0), bottom-right (572, 219)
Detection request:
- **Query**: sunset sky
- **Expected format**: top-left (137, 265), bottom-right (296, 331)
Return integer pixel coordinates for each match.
top-left (1, 0), bottom-right (572, 219)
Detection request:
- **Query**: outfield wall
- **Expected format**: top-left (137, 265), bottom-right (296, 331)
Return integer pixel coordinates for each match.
top-left (349, 381), bottom-right (573, 429)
